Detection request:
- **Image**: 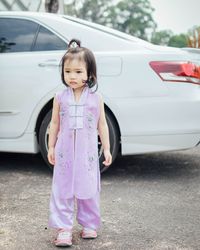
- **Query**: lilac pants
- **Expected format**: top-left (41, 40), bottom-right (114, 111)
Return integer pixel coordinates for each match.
top-left (48, 192), bottom-right (101, 230)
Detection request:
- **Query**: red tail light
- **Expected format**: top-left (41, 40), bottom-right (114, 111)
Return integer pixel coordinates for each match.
top-left (150, 61), bottom-right (200, 85)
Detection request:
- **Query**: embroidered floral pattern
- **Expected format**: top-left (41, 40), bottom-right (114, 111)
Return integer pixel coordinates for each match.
top-left (86, 112), bottom-right (95, 129)
top-left (59, 110), bottom-right (67, 127)
top-left (58, 152), bottom-right (64, 158)
top-left (87, 153), bottom-right (98, 171)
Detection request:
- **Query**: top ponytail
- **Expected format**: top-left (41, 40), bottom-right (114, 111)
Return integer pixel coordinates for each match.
top-left (68, 39), bottom-right (81, 49)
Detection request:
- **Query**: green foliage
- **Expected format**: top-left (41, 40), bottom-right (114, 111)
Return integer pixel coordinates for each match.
top-left (168, 34), bottom-right (188, 48)
top-left (64, 0), bottom-right (111, 24)
top-left (151, 30), bottom-right (173, 45)
top-left (151, 30), bottom-right (188, 48)
top-left (64, 0), bottom-right (156, 40)
top-left (64, 0), bottom-right (196, 47)
top-left (106, 0), bottom-right (156, 40)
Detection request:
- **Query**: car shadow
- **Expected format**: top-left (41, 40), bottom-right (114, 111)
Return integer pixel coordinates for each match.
top-left (0, 152), bottom-right (50, 176)
top-left (0, 149), bottom-right (200, 180)
top-left (103, 149), bottom-right (200, 181)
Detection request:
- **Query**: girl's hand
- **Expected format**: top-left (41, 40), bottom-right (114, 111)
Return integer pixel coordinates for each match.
top-left (103, 149), bottom-right (112, 167)
top-left (48, 147), bottom-right (55, 165)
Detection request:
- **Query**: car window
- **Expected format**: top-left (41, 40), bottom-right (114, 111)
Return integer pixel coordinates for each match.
top-left (0, 18), bottom-right (38, 53)
top-left (33, 25), bottom-right (66, 51)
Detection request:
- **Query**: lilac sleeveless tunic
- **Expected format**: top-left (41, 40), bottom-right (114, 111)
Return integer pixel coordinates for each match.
top-left (51, 86), bottom-right (101, 199)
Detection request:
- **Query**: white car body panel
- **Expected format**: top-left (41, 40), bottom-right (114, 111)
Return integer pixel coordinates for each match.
top-left (1, 51), bottom-right (63, 138)
top-left (1, 12), bottom-right (200, 155)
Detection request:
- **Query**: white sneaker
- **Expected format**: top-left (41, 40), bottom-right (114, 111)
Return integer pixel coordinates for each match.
top-left (81, 228), bottom-right (97, 239)
top-left (54, 229), bottom-right (72, 247)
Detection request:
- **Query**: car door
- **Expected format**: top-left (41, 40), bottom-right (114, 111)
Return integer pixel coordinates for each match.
top-left (0, 17), bottom-right (66, 138)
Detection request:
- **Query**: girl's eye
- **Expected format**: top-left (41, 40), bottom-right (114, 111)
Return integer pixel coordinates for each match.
top-left (65, 71), bottom-right (70, 73)
top-left (77, 71), bottom-right (82, 73)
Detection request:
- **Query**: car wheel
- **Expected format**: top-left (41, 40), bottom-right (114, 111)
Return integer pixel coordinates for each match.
top-left (99, 110), bottom-right (120, 172)
top-left (39, 109), bottom-right (120, 172)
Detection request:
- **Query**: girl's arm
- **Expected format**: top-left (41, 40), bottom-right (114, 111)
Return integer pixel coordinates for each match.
top-left (48, 97), bottom-right (60, 149)
top-left (98, 95), bottom-right (112, 166)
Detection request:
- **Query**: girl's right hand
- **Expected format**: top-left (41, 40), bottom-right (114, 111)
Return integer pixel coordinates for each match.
top-left (47, 147), bottom-right (55, 165)
top-left (103, 149), bottom-right (112, 167)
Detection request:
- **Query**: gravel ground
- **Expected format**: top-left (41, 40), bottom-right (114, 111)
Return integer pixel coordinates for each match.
top-left (1, 147), bottom-right (200, 250)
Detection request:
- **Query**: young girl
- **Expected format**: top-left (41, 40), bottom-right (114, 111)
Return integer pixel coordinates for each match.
top-left (47, 39), bottom-right (112, 247)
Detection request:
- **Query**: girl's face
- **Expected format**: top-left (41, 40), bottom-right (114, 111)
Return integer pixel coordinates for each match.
top-left (64, 59), bottom-right (88, 90)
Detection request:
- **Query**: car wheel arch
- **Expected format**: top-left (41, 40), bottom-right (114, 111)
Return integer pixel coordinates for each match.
top-left (104, 103), bottom-right (121, 148)
top-left (35, 98), bottom-right (53, 144)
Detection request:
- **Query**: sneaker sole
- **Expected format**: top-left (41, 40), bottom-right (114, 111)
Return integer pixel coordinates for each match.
top-left (81, 233), bottom-right (97, 239)
top-left (55, 240), bottom-right (72, 247)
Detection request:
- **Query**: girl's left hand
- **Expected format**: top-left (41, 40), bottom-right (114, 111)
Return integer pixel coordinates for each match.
top-left (103, 149), bottom-right (112, 167)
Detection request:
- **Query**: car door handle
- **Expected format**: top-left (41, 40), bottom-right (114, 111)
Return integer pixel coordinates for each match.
top-left (38, 59), bottom-right (60, 67)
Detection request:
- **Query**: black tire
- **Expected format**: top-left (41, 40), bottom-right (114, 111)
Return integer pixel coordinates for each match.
top-left (99, 111), bottom-right (120, 172)
top-left (39, 110), bottom-right (53, 169)
top-left (39, 109), bottom-right (120, 172)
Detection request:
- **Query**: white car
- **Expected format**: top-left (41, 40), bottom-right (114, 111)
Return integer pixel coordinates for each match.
top-left (1, 11), bottom-right (200, 172)
top-left (182, 47), bottom-right (200, 61)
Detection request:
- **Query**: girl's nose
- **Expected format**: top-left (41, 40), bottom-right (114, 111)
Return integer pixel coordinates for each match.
top-left (70, 72), bottom-right (76, 79)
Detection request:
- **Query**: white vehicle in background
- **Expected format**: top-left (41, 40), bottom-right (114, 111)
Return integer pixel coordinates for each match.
top-left (1, 11), bottom-right (200, 172)
top-left (182, 47), bottom-right (200, 61)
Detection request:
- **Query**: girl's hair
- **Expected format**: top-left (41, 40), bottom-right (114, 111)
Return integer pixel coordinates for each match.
top-left (60, 39), bottom-right (97, 90)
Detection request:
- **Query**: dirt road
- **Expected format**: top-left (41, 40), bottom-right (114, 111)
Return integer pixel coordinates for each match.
top-left (1, 147), bottom-right (200, 249)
